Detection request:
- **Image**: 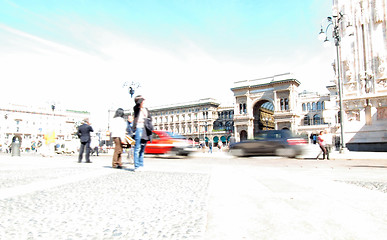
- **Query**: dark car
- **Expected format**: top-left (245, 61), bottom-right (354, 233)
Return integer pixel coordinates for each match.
top-left (229, 130), bottom-right (307, 158)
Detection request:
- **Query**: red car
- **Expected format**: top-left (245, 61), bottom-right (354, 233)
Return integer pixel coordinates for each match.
top-left (145, 130), bottom-right (195, 156)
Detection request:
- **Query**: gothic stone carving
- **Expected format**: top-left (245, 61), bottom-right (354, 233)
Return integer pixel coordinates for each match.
top-left (346, 110), bottom-right (360, 121)
top-left (373, 0), bottom-right (385, 23)
top-left (376, 54), bottom-right (387, 89)
top-left (377, 107), bottom-right (387, 120)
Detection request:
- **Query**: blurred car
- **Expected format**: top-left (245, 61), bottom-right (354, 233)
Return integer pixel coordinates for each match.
top-left (145, 130), bottom-right (195, 156)
top-left (229, 130), bottom-right (307, 158)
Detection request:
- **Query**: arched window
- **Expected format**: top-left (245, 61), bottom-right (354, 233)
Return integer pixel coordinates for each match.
top-left (313, 114), bottom-right (321, 125)
top-left (312, 102), bottom-right (316, 111)
top-left (317, 102), bottom-right (321, 110)
top-left (302, 103), bottom-right (306, 111)
top-left (322, 101), bottom-right (325, 110)
top-left (304, 115), bottom-right (310, 125)
top-left (307, 103), bottom-right (311, 111)
top-left (284, 98), bottom-right (289, 110)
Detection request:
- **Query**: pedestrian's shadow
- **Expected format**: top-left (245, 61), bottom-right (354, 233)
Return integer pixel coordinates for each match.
top-left (350, 165), bottom-right (387, 169)
top-left (103, 166), bottom-right (135, 172)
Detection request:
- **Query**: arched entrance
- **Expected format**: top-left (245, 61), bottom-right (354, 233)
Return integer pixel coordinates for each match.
top-left (253, 100), bottom-right (274, 137)
top-left (213, 136), bottom-right (219, 146)
top-left (240, 130), bottom-right (247, 141)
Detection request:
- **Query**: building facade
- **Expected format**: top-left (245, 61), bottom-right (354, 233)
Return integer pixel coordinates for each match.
top-left (123, 98), bottom-right (234, 146)
top-left (230, 73), bottom-right (344, 144)
top-left (297, 86), bottom-right (340, 145)
top-left (231, 73), bottom-right (301, 141)
top-left (333, 0), bottom-right (387, 151)
top-left (0, 103), bottom-right (90, 152)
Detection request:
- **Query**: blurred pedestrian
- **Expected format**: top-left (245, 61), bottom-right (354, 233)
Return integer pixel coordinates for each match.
top-left (208, 140), bottom-right (213, 154)
top-left (132, 95), bottom-right (153, 172)
top-left (126, 115), bottom-right (134, 162)
top-left (229, 133), bottom-right (236, 146)
top-left (316, 130), bottom-right (329, 160)
top-left (325, 130), bottom-right (333, 155)
top-left (218, 141), bottom-right (223, 151)
top-left (111, 108), bottom-right (127, 169)
top-left (42, 129), bottom-right (56, 157)
top-left (77, 118), bottom-right (94, 163)
top-left (312, 134), bottom-right (317, 144)
top-left (90, 135), bottom-right (99, 156)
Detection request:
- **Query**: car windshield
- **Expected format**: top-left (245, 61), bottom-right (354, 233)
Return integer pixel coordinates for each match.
top-left (165, 132), bottom-right (186, 139)
top-left (254, 130), bottom-right (294, 140)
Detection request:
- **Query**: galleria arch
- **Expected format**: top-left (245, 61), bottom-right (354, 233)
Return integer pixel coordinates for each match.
top-left (231, 73), bottom-right (300, 141)
top-left (253, 100), bottom-right (275, 137)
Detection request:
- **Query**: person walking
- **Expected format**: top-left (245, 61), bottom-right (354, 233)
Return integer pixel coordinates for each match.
top-left (77, 118), bottom-right (94, 163)
top-left (90, 135), bottom-right (99, 156)
top-left (229, 133), bottom-right (236, 146)
top-left (132, 95), bottom-right (153, 172)
top-left (325, 130), bottom-right (333, 156)
top-left (316, 130), bottom-right (329, 160)
top-left (111, 108), bottom-right (127, 169)
top-left (208, 140), bottom-right (213, 154)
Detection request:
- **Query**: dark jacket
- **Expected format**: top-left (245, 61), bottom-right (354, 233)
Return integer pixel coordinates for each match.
top-left (77, 124), bottom-right (94, 143)
top-left (142, 117), bottom-right (154, 142)
top-left (133, 107), bottom-right (153, 142)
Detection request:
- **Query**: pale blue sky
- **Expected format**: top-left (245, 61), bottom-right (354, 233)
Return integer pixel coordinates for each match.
top-left (0, 0), bottom-right (335, 128)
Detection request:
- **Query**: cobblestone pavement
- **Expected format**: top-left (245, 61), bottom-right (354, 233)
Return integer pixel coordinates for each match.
top-left (1, 152), bottom-right (387, 240)
top-left (0, 154), bottom-right (209, 240)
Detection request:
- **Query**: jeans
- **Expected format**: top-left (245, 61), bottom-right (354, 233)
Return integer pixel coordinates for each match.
top-left (133, 128), bottom-right (146, 168)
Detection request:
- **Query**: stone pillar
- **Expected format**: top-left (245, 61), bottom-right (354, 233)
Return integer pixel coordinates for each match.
top-left (365, 104), bottom-right (372, 125)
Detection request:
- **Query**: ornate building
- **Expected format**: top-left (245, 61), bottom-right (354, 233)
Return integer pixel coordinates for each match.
top-left (231, 73), bottom-right (343, 145)
top-left (125, 98), bottom-right (234, 146)
top-left (0, 103), bottom-right (90, 152)
top-left (333, 0), bottom-right (387, 151)
top-left (231, 73), bottom-right (301, 141)
top-left (297, 86), bottom-right (340, 145)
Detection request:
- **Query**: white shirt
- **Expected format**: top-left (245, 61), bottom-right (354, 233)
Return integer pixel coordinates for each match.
top-left (325, 133), bottom-right (333, 145)
top-left (136, 108), bottom-right (148, 129)
top-left (110, 117), bottom-right (127, 139)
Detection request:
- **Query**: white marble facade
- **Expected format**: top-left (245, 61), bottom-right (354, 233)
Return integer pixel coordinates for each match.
top-left (334, 0), bottom-right (387, 150)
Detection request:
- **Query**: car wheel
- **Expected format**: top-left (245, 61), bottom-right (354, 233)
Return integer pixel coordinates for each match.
top-left (275, 148), bottom-right (296, 158)
top-left (230, 148), bottom-right (245, 157)
top-left (164, 149), bottom-right (178, 158)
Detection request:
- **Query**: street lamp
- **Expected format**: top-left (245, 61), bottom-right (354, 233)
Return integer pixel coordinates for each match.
top-left (203, 121), bottom-right (208, 144)
top-left (319, 10), bottom-right (353, 153)
top-left (123, 81), bottom-right (141, 98)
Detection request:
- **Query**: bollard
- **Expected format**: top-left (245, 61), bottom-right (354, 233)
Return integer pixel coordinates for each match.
top-left (11, 141), bottom-right (21, 156)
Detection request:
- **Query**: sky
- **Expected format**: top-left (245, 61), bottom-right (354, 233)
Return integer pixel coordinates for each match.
top-left (0, 0), bottom-right (335, 130)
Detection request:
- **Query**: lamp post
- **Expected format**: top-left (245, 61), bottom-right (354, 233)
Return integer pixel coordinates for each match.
top-left (203, 121), bottom-right (208, 144)
top-left (319, 10), bottom-right (353, 153)
top-left (123, 81), bottom-right (141, 98)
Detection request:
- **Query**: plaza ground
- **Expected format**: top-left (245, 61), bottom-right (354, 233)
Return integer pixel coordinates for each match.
top-left (1, 150), bottom-right (387, 239)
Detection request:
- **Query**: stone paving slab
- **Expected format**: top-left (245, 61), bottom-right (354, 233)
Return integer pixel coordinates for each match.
top-left (0, 155), bottom-right (210, 240)
top-left (1, 153), bottom-right (387, 240)
top-left (205, 164), bottom-right (387, 240)
top-left (0, 172), bottom-right (210, 240)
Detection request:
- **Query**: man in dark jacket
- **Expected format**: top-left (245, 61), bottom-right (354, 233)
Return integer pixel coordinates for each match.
top-left (77, 118), bottom-right (94, 163)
